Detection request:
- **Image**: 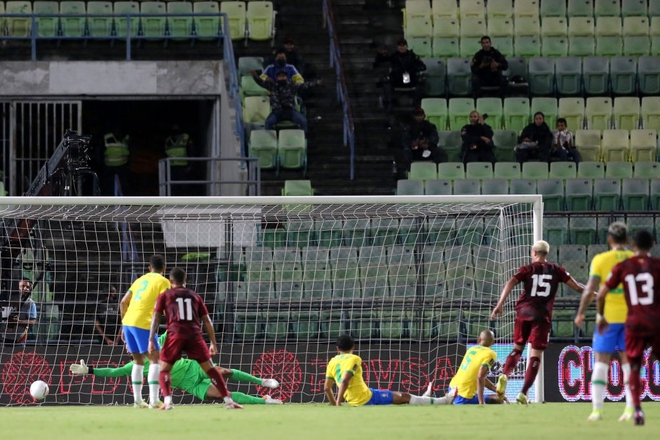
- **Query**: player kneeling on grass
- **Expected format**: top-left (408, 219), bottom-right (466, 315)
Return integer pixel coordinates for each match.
top-left (149, 267), bottom-right (242, 410)
top-left (325, 334), bottom-right (453, 406)
top-left (424, 329), bottom-right (506, 405)
top-left (69, 331), bottom-right (282, 405)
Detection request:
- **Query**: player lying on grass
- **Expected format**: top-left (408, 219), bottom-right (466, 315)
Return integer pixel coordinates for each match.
top-left (424, 329), bottom-right (507, 405)
top-left (69, 332), bottom-right (282, 405)
top-left (325, 334), bottom-right (453, 406)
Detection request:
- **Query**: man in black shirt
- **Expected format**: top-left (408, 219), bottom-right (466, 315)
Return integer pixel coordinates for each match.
top-left (461, 111), bottom-right (496, 164)
top-left (374, 38), bottom-right (427, 109)
top-left (402, 108), bottom-right (447, 170)
top-left (471, 36), bottom-right (508, 99)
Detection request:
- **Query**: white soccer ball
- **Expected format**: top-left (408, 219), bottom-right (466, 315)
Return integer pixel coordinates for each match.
top-left (30, 380), bottom-right (49, 400)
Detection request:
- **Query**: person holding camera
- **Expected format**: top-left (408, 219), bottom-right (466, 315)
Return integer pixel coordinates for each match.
top-left (461, 111), bottom-right (496, 165)
top-left (374, 38), bottom-right (427, 110)
top-left (471, 36), bottom-right (508, 99)
top-left (401, 108), bottom-right (446, 171)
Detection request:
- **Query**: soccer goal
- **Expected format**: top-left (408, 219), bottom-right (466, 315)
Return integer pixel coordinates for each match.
top-left (0, 195), bottom-right (542, 405)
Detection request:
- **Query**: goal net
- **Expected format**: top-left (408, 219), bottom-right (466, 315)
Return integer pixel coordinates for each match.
top-left (0, 195), bottom-right (542, 406)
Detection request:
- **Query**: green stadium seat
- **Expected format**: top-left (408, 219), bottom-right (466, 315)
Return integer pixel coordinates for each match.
top-left (421, 58), bottom-right (447, 97)
top-left (445, 260), bottom-right (475, 297)
top-left (243, 96), bottom-right (270, 127)
top-left (371, 218), bottom-right (399, 246)
top-left (652, 16), bottom-right (660, 56)
top-left (568, 17), bottom-right (596, 56)
top-left (292, 312), bottom-right (320, 337)
top-left (114, 1), bottom-right (139, 38)
top-left (630, 131), bottom-right (657, 162)
top-left (555, 57), bottom-right (583, 96)
top-left (515, 16), bottom-right (540, 37)
top-left (407, 18), bottom-right (434, 58)
top-left (388, 244), bottom-right (415, 265)
top-left (432, 16), bottom-right (459, 39)
top-left (561, 260), bottom-right (589, 288)
top-left (622, 0), bottom-right (648, 17)
top-left (278, 129), bottom-right (307, 172)
top-left (397, 179), bottom-right (424, 195)
top-left (445, 244), bottom-right (473, 264)
top-left (319, 311), bottom-right (346, 338)
top-left (587, 243), bottom-right (609, 260)
top-left (87, 2), bottom-right (113, 38)
top-left (586, 97), bottom-right (613, 131)
top-left (522, 162), bottom-right (549, 180)
top-left (438, 130), bottom-right (463, 161)
top-left (651, 0), bottom-right (660, 16)
top-left (559, 244), bottom-right (587, 263)
top-left (488, 16), bottom-right (514, 40)
top-left (448, 97), bottom-right (474, 130)
top-left (593, 178), bottom-right (621, 210)
top-left (595, 17), bottom-right (623, 57)
top-left (459, 0), bottom-right (486, 19)
top-left (285, 221), bottom-right (314, 249)
top-left (634, 161), bottom-right (660, 179)
top-left (577, 160), bottom-right (605, 178)
top-left (493, 161), bottom-right (521, 180)
top-left (622, 178), bottom-right (650, 210)
top-left (246, 1), bottom-right (275, 42)
top-left (623, 17), bottom-right (651, 57)
top-left (421, 98), bottom-right (447, 130)
top-left (594, 0), bottom-right (620, 17)
top-left (566, 178), bottom-right (594, 210)
top-left (447, 58), bottom-right (473, 97)
top-left (404, 0), bottom-right (431, 24)
top-left (550, 162), bottom-right (577, 179)
top-left (605, 160), bottom-right (633, 179)
top-left (481, 178), bottom-right (509, 195)
top-left (238, 56), bottom-right (263, 76)
top-left (559, 97), bottom-right (585, 131)
top-left (241, 75), bottom-right (267, 100)
top-left (582, 56), bottom-right (610, 96)
top-left (541, 0), bottom-right (567, 17)
top-left (425, 179), bottom-right (452, 195)
top-left (6, 1), bottom-right (32, 37)
top-left (503, 97), bottom-right (530, 132)
top-left (249, 129), bottom-right (278, 170)
top-left (575, 131), bottom-right (602, 162)
top-left (642, 97), bottom-right (660, 131)
top-left (514, 0), bottom-right (537, 17)
top-left (194, 2), bottom-right (221, 39)
top-left (141, 2), bottom-right (167, 39)
top-left (460, 38), bottom-right (482, 59)
top-left (602, 131), bottom-right (630, 163)
top-left (220, 1), bottom-right (246, 41)
top-left (568, 0), bottom-right (594, 17)
top-left (538, 179), bottom-right (565, 211)
top-left (510, 179), bottom-right (537, 194)
top-left (638, 56), bottom-right (660, 95)
top-left (531, 97), bottom-right (558, 128)
top-left (437, 162), bottom-right (465, 180)
top-left (61, 1), bottom-right (86, 37)
top-left (610, 56), bottom-right (638, 96)
top-left (613, 97), bottom-right (641, 131)
top-left (167, 1), bottom-right (193, 39)
top-left (409, 162), bottom-right (438, 181)
top-left (627, 216), bottom-right (655, 238)
top-left (528, 57), bottom-right (556, 96)
top-left (492, 130), bottom-right (518, 161)
top-left (432, 0), bottom-right (458, 19)
top-left (313, 221), bottom-right (341, 247)
top-left (514, 36), bottom-right (542, 58)
top-left (263, 312), bottom-right (290, 338)
top-left (34, 1), bottom-right (59, 37)
top-left (234, 311), bottom-right (263, 338)
top-left (571, 216), bottom-right (598, 246)
top-left (476, 98), bottom-right (503, 129)
top-left (432, 36), bottom-right (460, 58)
top-left (541, 17), bottom-right (569, 57)
top-left (453, 179), bottom-right (480, 195)
top-left (282, 180), bottom-right (313, 196)
top-left (544, 217), bottom-right (568, 246)
top-left (465, 162), bottom-right (493, 180)
top-left (652, 179), bottom-right (660, 209)
top-left (423, 259), bottom-right (447, 298)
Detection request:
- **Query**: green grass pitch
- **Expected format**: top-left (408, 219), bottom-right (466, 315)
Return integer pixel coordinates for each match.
top-left (0, 402), bottom-right (656, 439)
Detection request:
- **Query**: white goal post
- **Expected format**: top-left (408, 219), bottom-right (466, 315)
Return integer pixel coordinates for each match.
top-left (0, 194), bottom-right (543, 405)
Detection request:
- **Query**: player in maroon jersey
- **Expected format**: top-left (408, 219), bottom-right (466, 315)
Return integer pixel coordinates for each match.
top-left (490, 240), bottom-right (589, 404)
top-left (597, 229), bottom-right (660, 426)
top-left (148, 267), bottom-right (243, 410)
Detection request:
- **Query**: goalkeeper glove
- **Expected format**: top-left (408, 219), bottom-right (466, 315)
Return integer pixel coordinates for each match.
top-left (69, 360), bottom-right (89, 375)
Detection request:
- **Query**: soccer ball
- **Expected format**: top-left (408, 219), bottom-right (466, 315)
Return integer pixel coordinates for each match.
top-left (30, 380), bottom-right (49, 400)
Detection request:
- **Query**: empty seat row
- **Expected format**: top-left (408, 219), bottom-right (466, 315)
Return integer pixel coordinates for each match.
top-left (248, 129), bottom-right (306, 174)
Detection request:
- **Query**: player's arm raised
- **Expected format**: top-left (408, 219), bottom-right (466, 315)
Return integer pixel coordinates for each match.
top-left (476, 365), bottom-right (490, 404)
top-left (491, 276), bottom-right (521, 320)
top-left (336, 371), bottom-right (354, 406)
top-left (575, 275), bottom-right (599, 328)
top-left (324, 378), bottom-right (337, 406)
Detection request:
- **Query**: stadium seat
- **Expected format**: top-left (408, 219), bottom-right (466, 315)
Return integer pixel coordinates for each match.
top-left (521, 162), bottom-right (549, 180)
top-left (622, 178), bottom-right (650, 210)
top-left (634, 161), bottom-right (660, 179)
top-left (544, 217), bottom-right (568, 245)
top-left (421, 98), bottom-right (447, 130)
top-left (481, 178), bottom-right (509, 194)
top-left (404, 0), bottom-right (431, 25)
top-left (652, 179), bottom-right (660, 209)
top-left (559, 244), bottom-right (587, 263)
top-left (601, 131), bottom-right (630, 162)
top-left (651, 0), bottom-right (660, 16)
top-left (409, 162), bottom-right (437, 181)
top-left (370, 219), bottom-right (399, 247)
top-left (514, 0), bottom-right (537, 17)
top-left (537, 179), bottom-right (564, 211)
top-left (638, 56), bottom-right (660, 95)
top-left (220, 1), bottom-right (246, 41)
top-left (437, 162), bottom-right (465, 180)
top-left (642, 97), bottom-right (660, 131)
top-left (246, 1), bottom-right (276, 42)
top-left (407, 17), bottom-right (433, 58)
top-left (594, 0), bottom-right (620, 17)
top-left (582, 56), bottom-right (610, 96)
top-left (528, 57), bottom-right (556, 96)
top-left (243, 96), bottom-right (270, 129)
top-left (652, 17), bottom-right (660, 56)
top-left (514, 21), bottom-right (542, 57)
top-left (609, 56), bottom-right (637, 96)
top-left (141, 2), bottom-right (167, 39)
top-left (34, 1), bottom-right (59, 37)
top-left (432, 21), bottom-right (460, 58)
top-left (249, 129), bottom-right (278, 171)
top-left (476, 98), bottom-right (503, 129)
top-left (425, 179), bottom-right (453, 195)
top-left (448, 97), bottom-right (474, 130)
top-left (167, 1), bottom-right (193, 39)
top-left (541, 17), bottom-right (569, 57)
top-left (568, 17), bottom-right (596, 56)
top-left (587, 243), bottom-right (609, 260)
top-left (572, 216), bottom-right (599, 246)
top-left (493, 161), bottom-right (521, 180)
top-left (421, 58), bottom-right (447, 97)
top-left (487, 16), bottom-right (513, 37)
top-left (194, 2), bottom-right (221, 39)
top-left (503, 97), bottom-right (530, 132)
top-left (492, 130), bottom-right (518, 161)
top-left (622, 0), bottom-right (648, 17)
top-left (550, 162), bottom-right (578, 179)
top-left (460, 16), bottom-right (487, 38)
top-left (559, 98), bottom-right (586, 131)
top-left (459, 37), bottom-right (482, 58)
top-left (515, 16), bottom-right (540, 38)
top-left (61, 1), bottom-right (86, 37)
top-left (586, 97), bottom-right (613, 131)
top-left (593, 178), bottom-right (621, 210)
top-left (627, 216), bottom-right (655, 239)
top-left (447, 58), bottom-right (473, 96)
top-left (465, 162), bottom-right (493, 180)
top-left (577, 160), bottom-right (605, 178)
top-left (278, 129), bottom-right (307, 172)
top-left (438, 130), bottom-right (462, 161)
top-left (114, 1), bottom-right (139, 37)
top-left (531, 97), bottom-right (558, 128)
top-left (282, 180), bottom-right (313, 196)
top-left (541, 0), bottom-right (567, 17)
top-left (575, 131), bottom-right (603, 162)
top-left (87, 2), bottom-right (113, 38)
top-left (623, 17), bottom-right (651, 57)
top-left (285, 222), bottom-right (314, 249)
top-left (509, 179), bottom-right (537, 194)
top-left (613, 97), bottom-right (641, 131)
top-left (562, 261), bottom-right (589, 289)
top-left (5, 1), bottom-right (31, 37)
top-left (565, 178), bottom-right (594, 210)
top-left (490, 36), bottom-right (514, 58)
top-left (453, 179), bottom-right (480, 195)
top-left (432, 0), bottom-right (458, 19)
top-left (555, 57), bottom-right (583, 96)
top-left (568, 0), bottom-right (594, 17)
top-left (595, 17), bottom-right (623, 57)
top-left (605, 160), bottom-right (633, 179)
top-left (459, 0), bottom-right (486, 19)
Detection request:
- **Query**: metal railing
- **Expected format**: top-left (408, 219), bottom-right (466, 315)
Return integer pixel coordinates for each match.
top-left (322, 0), bottom-right (356, 180)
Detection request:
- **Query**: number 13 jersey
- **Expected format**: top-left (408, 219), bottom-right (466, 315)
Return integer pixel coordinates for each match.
top-left (513, 262), bottom-right (572, 323)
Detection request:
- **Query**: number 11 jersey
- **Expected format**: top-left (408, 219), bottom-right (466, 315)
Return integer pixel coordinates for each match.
top-left (513, 262), bottom-right (571, 323)
top-left (154, 287), bottom-right (209, 337)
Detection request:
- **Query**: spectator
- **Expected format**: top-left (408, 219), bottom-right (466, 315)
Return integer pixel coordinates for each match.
top-left (94, 287), bottom-right (121, 345)
top-left (470, 36), bottom-right (508, 99)
top-left (552, 118), bottom-right (581, 164)
top-left (374, 38), bottom-right (427, 108)
top-left (461, 111), bottom-right (496, 164)
top-left (516, 112), bottom-right (554, 164)
top-left (251, 70), bottom-right (321, 134)
top-left (3, 278), bottom-right (37, 345)
top-left (265, 36), bottom-right (305, 75)
top-left (402, 108), bottom-right (447, 170)
top-left (164, 125), bottom-right (194, 196)
top-left (262, 49), bottom-right (304, 84)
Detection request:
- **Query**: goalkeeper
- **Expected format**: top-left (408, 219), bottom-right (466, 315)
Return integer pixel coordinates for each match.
top-left (69, 332), bottom-right (282, 405)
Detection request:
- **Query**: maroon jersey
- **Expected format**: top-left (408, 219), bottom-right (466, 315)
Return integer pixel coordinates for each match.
top-left (513, 261), bottom-right (572, 322)
top-left (154, 287), bottom-right (209, 337)
top-left (605, 255), bottom-right (660, 333)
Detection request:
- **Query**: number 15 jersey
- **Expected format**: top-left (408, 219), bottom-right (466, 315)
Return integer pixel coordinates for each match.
top-left (513, 261), bottom-right (571, 323)
top-left (154, 287), bottom-right (209, 337)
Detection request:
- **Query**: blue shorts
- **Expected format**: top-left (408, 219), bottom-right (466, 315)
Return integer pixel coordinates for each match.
top-left (365, 389), bottom-right (393, 405)
top-left (123, 325), bottom-right (160, 354)
top-left (453, 394), bottom-right (480, 405)
top-left (593, 323), bottom-right (626, 353)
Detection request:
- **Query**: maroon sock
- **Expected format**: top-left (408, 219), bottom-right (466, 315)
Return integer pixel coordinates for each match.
top-left (522, 356), bottom-right (541, 395)
top-left (206, 367), bottom-right (230, 398)
top-left (159, 371), bottom-right (172, 399)
top-left (503, 349), bottom-right (523, 377)
top-left (629, 368), bottom-right (642, 409)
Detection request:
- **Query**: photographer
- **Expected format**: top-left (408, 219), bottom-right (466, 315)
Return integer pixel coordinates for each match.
top-left (461, 111), bottom-right (496, 165)
top-left (374, 38), bottom-right (427, 108)
top-left (402, 108), bottom-right (446, 171)
top-left (470, 36), bottom-right (508, 99)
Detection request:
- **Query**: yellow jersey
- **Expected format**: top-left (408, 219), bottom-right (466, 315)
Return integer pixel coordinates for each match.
top-left (325, 353), bottom-right (372, 406)
top-left (122, 272), bottom-right (171, 329)
top-left (590, 249), bottom-right (634, 323)
top-left (449, 345), bottom-right (497, 399)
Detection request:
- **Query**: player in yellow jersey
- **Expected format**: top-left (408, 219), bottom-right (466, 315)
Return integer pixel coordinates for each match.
top-left (574, 222), bottom-right (635, 422)
top-left (324, 334), bottom-right (453, 406)
top-left (120, 254), bottom-right (171, 408)
top-left (425, 329), bottom-right (506, 405)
